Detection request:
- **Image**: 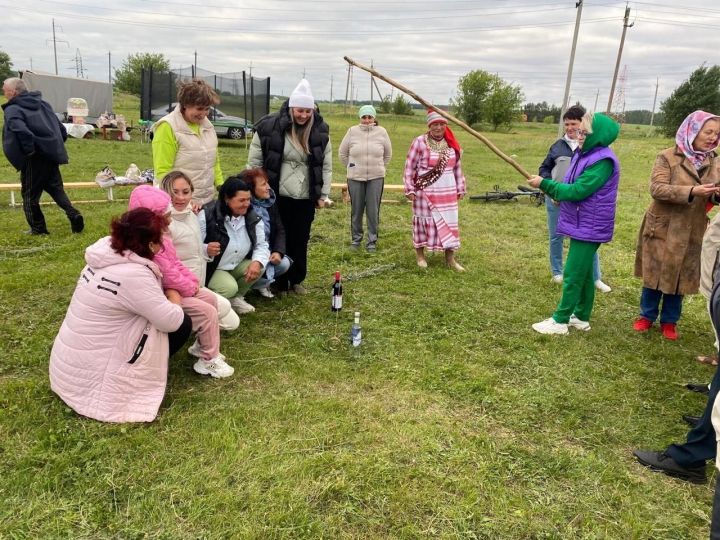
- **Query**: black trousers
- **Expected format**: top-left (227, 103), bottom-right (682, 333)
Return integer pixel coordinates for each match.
top-left (20, 155), bottom-right (80, 233)
top-left (712, 479), bottom-right (720, 539)
top-left (168, 314), bottom-right (192, 357)
top-left (275, 196), bottom-right (315, 289)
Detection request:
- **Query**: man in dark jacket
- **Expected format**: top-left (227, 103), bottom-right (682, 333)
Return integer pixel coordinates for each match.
top-left (2, 77), bottom-right (83, 235)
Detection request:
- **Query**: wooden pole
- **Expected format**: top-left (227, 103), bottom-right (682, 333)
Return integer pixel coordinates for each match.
top-left (343, 56), bottom-right (530, 179)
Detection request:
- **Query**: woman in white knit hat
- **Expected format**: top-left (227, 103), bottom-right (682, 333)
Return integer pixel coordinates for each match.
top-left (247, 79), bottom-right (332, 295)
top-left (339, 104), bottom-right (392, 252)
top-left (403, 109), bottom-right (466, 271)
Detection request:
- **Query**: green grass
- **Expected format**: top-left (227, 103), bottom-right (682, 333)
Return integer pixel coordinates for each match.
top-left (0, 94), bottom-right (716, 538)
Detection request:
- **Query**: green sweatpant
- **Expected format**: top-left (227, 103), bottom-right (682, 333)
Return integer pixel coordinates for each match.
top-left (207, 259), bottom-right (257, 299)
top-left (553, 239), bottom-right (600, 323)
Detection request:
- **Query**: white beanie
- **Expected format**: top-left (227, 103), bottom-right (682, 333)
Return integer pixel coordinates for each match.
top-left (288, 79), bottom-right (315, 109)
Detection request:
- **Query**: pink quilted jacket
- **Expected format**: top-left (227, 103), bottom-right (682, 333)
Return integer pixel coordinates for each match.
top-left (49, 237), bottom-right (185, 423)
top-left (128, 185), bottom-right (199, 297)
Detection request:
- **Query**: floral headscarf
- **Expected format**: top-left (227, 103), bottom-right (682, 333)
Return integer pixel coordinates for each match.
top-left (676, 110), bottom-right (720, 170)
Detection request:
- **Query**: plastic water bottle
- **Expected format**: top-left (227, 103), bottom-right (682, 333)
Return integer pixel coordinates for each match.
top-left (351, 311), bottom-right (362, 347)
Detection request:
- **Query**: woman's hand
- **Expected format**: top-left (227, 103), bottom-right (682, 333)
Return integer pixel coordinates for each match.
top-left (165, 289), bottom-right (182, 305)
top-left (406, 193), bottom-right (416, 202)
top-left (269, 252), bottom-right (282, 265)
top-left (207, 241), bottom-right (221, 258)
top-left (244, 261), bottom-right (263, 282)
top-left (691, 183), bottom-right (720, 198)
top-left (191, 202), bottom-right (202, 214)
top-left (315, 198), bottom-right (326, 209)
top-left (457, 193), bottom-right (465, 201)
top-left (527, 175), bottom-right (543, 189)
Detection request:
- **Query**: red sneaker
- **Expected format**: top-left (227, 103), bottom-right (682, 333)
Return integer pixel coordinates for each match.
top-left (661, 323), bottom-right (678, 340)
top-left (633, 317), bottom-right (653, 332)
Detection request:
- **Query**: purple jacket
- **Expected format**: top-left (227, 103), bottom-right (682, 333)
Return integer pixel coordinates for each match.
top-left (556, 147), bottom-right (620, 243)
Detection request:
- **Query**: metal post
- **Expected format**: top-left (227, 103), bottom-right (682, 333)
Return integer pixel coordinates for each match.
top-left (607, 5), bottom-right (632, 114)
top-left (650, 77), bottom-right (659, 126)
top-left (557, 1), bottom-right (583, 136)
top-left (52, 19), bottom-right (58, 75)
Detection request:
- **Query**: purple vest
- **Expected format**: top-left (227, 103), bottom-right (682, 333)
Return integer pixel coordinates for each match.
top-left (556, 147), bottom-right (620, 243)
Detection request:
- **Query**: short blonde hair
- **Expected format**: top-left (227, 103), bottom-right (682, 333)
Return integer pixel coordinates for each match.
top-left (579, 112), bottom-right (594, 135)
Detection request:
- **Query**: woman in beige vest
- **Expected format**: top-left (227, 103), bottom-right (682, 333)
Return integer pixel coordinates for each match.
top-left (152, 79), bottom-right (223, 205)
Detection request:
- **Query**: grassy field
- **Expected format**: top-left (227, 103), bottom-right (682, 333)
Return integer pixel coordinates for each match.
top-left (0, 94), bottom-right (717, 538)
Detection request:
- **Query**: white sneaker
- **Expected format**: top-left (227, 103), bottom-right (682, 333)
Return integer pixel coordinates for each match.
top-left (230, 295), bottom-right (255, 314)
top-left (257, 287), bottom-right (274, 299)
top-left (594, 279), bottom-right (612, 293)
top-left (193, 357), bottom-right (234, 378)
top-left (551, 274), bottom-right (563, 284)
top-left (532, 317), bottom-right (569, 335)
top-left (568, 314), bottom-right (591, 331)
top-left (188, 339), bottom-right (226, 360)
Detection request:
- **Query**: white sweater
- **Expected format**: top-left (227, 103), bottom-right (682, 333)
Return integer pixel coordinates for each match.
top-left (339, 124), bottom-right (392, 181)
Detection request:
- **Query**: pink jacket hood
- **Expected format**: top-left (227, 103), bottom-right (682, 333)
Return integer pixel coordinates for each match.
top-left (128, 184), bottom-right (171, 214)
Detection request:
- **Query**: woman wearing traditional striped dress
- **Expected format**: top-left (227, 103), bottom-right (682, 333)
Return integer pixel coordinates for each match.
top-left (403, 109), bottom-right (466, 271)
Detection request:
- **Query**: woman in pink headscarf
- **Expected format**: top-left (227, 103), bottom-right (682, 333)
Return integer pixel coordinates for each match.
top-left (633, 110), bottom-right (720, 340)
top-left (403, 109), bottom-right (466, 271)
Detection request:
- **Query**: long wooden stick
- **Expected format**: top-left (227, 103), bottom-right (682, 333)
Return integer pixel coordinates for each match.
top-left (344, 56), bottom-right (531, 179)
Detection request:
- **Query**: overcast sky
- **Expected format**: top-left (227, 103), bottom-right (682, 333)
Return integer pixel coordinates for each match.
top-left (1, 0), bottom-right (719, 113)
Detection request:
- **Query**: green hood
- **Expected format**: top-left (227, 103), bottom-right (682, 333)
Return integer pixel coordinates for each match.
top-left (582, 113), bottom-right (620, 152)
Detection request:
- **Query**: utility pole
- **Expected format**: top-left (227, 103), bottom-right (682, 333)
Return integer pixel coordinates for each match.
top-left (193, 51), bottom-right (197, 77)
top-left (52, 19), bottom-right (58, 75)
top-left (47, 19), bottom-right (69, 76)
top-left (248, 61), bottom-right (253, 79)
top-left (344, 64), bottom-right (351, 113)
top-left (108, 52), bottom-right (111, 84)
top-left (606, 5), bottom-right (633, 114)
top-left (650, 77), bottom-right (659, 126)
top-left (558, 0), bottom-right (583, 136)
top-left (330, 74), bottom-right (333, 103)
top-left (593, 88), bottom-right (599, 111)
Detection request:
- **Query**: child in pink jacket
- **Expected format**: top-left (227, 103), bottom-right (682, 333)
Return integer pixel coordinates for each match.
top-left (129, 185), bottom-right (234, 378)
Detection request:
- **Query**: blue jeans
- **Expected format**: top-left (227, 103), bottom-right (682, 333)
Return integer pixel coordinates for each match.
top-left (639, 287), bottom-right (683, 324)
top-left (252, 255), bottom-right (292, 290)
top-left (546, 195), bottom-right (601, 280)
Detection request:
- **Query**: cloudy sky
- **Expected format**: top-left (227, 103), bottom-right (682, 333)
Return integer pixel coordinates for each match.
top-left (1, 0), bottom-right (719, 112)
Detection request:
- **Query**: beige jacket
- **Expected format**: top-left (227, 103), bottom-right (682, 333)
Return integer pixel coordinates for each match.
top-left (339, 124), bottom-right (392, 181)
top-left (154, 107), bottom-right (218, 204)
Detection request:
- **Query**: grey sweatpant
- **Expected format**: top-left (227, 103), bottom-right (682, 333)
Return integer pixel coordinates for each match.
top-left (347, 177), bottom-right (384, 246)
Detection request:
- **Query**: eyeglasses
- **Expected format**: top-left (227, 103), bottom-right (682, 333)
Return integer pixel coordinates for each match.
top-left (569, 128), bottom-right (590, 137)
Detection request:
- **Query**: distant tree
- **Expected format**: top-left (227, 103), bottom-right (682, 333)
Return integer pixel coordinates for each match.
top-left (377, 95), bottom-right (392, 114)
top-left (391, 95), bottom-right (413, 115)
top-left (453, 70), bottom-right (523, 129)
top-left (524, 101), bottom-right (561, 123)
top-left (0, 50), bottom-right (15, 82)
top-left (660, 65), bottom-right (720, 136)
top-left (114, 52), bottom-right (170, 95)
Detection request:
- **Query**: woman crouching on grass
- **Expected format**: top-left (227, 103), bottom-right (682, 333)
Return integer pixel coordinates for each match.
top-left (527, 112), bottom-right (621, 335)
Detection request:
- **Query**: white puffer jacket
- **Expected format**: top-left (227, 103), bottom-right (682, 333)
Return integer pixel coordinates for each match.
top-left (338, 123), bottom-right (392, 182)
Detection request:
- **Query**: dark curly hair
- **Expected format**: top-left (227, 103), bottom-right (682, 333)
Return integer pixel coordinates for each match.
top-left (110, 208), bottom-right (166, 260)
